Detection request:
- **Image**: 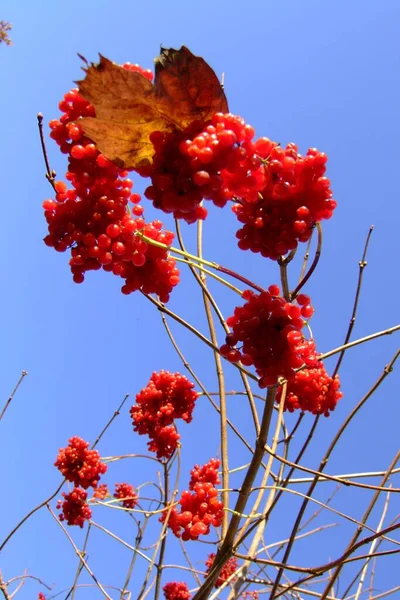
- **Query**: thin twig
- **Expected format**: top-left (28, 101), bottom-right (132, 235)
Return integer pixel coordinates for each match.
top-left (268, 349), bottom-right (400, 598)
top-left (37, 113), bottom-right (56, 190)
top-left (353, 486), bottom-right (391, 600)
top-left (142, 292), bottom-right (258, 382)
top-left (92, 394), bottom-right (130, 449)
top-left (319, 453), bottom-right (400, 599)
top-left (154, 463), bottom-right (169, 600)
top-left (333, 225), bottom-right (374, 377)
top-left (291, 223), bottom-right (322, 299)
top-left (67, 524), bottom-right (91, 600)
top-left (0, 371), bottom-right (28, 422)
top-left (192, 388), bottom-right (277, 599)
top-left (320, 326), bottom-right (400, 360)
top-left (197, 218), bottom-right (229, 535)
top-left (175, 221), bottom-right (259, 432)
top-left (0, 573), bottom-right (11, 600)
top-left (47, 506), bottom-right (112, 599)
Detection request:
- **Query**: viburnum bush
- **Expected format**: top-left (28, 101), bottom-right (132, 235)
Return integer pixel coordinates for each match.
top-left (1, 45), bottom-right (399, 600)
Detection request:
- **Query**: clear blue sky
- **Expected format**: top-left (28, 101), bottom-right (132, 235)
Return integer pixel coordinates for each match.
top-left (1, 1), bottom-right (399, 598)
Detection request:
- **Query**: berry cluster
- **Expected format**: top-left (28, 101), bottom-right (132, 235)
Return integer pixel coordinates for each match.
top-left (45, 80), bottom-right (179, 302)
top-left (54, 436), bottom-right (107, 489)
top-left (205, 553), bottom-right (238, 588)
top-left (163, 582), bottom-right (191, 600)
top-left (242, 593), bottom-right (259, 599)
top-left (233, 143), bottom-right (336, 259)
top-left (220, 287), bottom-right (318, 388)
top-left (141, 113), bottom-right (265, 223)
top-left (277, 361), bottom-right (343, 416)
top-left (114, 483), bottom-right (138, 509)
top-left (92, 483), bottom-right (109, 500)
top-left (161, 458), bottom-right (224, 540)
top-left (56, 487), bottom-right (92, 528)
top-left (189, 457), bottom-right (221, 488)
top-left (38, 594), bottom-right (46, 600)
top-left (130, 371), bottom-right (199, 459)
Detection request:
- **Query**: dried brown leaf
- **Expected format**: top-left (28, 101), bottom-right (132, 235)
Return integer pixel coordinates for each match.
top-left (77, 46), bottom-right (228, 169)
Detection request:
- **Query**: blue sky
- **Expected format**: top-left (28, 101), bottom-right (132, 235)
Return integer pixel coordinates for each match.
top-left (1, 1), bottom-right (399, 598)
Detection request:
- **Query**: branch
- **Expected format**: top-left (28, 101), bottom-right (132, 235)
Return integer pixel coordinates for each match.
top-left (0, 371), bottom-right (28, 422)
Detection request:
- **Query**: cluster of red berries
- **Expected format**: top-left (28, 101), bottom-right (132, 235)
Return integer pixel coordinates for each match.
top-left (205, 553), bottom-right (238, 588)
top-left (277, 361), bottom-right (343, 416)
top-left (163, 582), bottom-right (191, 600)
top-left (92, 483), bottom-right (109, 499)
top-left (55, 436), bottom-right (107, 527)
top-left (161, 458), bottom-right (224, 540)
top-left (38, 593), bottom-right (46, 600)
top-left (130, 371), bottom-right (199, 459)
top-left (54, 436), bottom-right (107, 489)
top-left (189, 457), bottom-right (221, 488)
top-left (220, 287), bottom-right (318, 388)
top-left (233, 143), bottom-right (336, 259)
top-left (114, 483), bottom-right (138, 509)
top-left (56, 487), bottom-right (92, 528)
top-left (242, 592), bottom-right (259, 599)
top-left (44, 75), bottom-right (180, 301)
top-left (140, 113), bottom-right (266, 223)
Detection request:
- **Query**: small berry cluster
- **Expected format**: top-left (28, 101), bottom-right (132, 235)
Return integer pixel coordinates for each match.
top-left (161, 458), bottom-right (224, 540)
top-left (163, 582), bottom-right (191, 600)
top-left (38, 593), bottom-right (46, 600)
top-left (92, 483), bottom-right (109, 499)
top-left (55, 436), bottom-right (107, 527)
top-left (45, 76), bottom-right (179, 301)
top-left (114, 483), bottom-right (138, 509)
top-left (278, 361), bottom-right (343, 416)
top-left (233, 143), bottom-right (336, 259)
top-left (130, 371), bottom-right (199, 459)
top-left (242, 592), bottom-right (259, 599)
top-left (141, 113), bottom-right (265, 223)
top-left (56, 487), bottom-right (92, 528)
top-left (54, 436), bottom-right (107, 489)
top-left (189, 457), bottom-right (221, 488)
top-left (220, 287), bottom-right (318, 388)
top-left (205, 553), bottom-right (238, 588)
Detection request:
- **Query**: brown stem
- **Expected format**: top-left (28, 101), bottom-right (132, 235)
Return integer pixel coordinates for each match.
top-left (197, 219), bottom-right (229, 534)
top-left (268, 348), bottom-right (400, 598)
top-left (192, 388), bottom-right (277, 599)
top-left (67, 524), bottom-right (92, 600)
top-left (154, 464), bottom-right (169, 600)
top-left (319, 452), bottom-right (400, 599)
top-left (175, 221), bottom-right (259, 432)
top-left (92, 394), bottom-right (130, 449)
top-left (290, 222), bottom-right (322, 299)
top-left (37, 113), bottom-right (57, 190)
top-left (0, 573), bottom-right (11, 600)
top-left (217, 265), bottom-right (265, 294)
top-left (332, 225), bottom-right (374, 377)
top-left (0, 370), bottom-right (27, 422)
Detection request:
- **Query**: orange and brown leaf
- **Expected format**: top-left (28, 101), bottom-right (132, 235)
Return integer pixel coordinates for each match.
top-left (0, 21), bottom-right (12, 46)
top-left (77, 47), bottom-right (228, 169)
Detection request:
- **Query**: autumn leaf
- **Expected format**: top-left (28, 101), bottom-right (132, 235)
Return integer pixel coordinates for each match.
top-left (77, 46), bottom-right (228, 169)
